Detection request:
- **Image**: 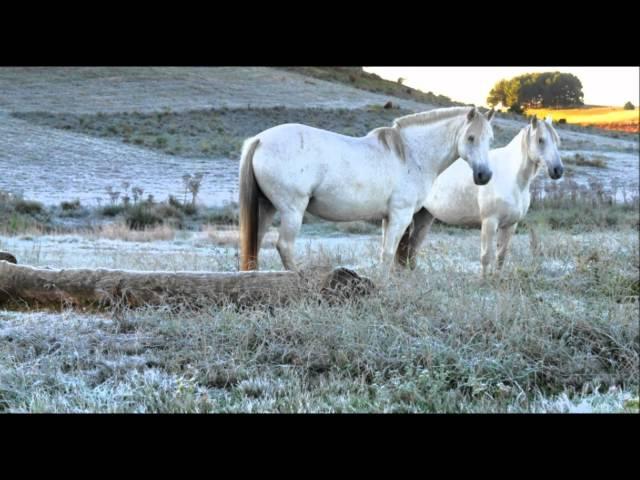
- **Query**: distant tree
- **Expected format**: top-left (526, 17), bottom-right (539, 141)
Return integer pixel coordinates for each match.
top-left (508, 104), bottom-right (524, 114)
top-left (487, 80), bottom-right (506, 107)
top-left (487, 72), bottom-right (584, 110)
top-left (397, 77), bottom-right (405, 85)
top-left (182, 172), bottom-right (205, 207)
top-left (624, 101), bottom-right (635, 110)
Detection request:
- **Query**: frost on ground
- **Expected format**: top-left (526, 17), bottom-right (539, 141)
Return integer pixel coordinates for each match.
top-left (528, 389), bottom-right (638, 413)
top-left (0, 228), bottom-right (637, 413)
top-left (0, 227), bottom-right (636, 276)
top-left (0, 115), bottom-right (240, 207)
top-left (1, 67), bottom-right (637, 208)
top-left (0, 67), bottom-right (637, 412)
top-left (0, 67), bottom-right (432, 114)
top-left (0, 67), bottom-right (430, 207)
top-left (0, 229), bottom-right (380, 272)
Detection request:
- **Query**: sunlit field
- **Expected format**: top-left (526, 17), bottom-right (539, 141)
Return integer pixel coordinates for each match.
top-left (527, 106), bottom-right (639, 133)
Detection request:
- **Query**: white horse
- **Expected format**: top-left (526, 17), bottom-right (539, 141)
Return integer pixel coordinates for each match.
top-left (400, 115), bottom-right (563, 276)
top-left (238, 106), bottom-right (495, 273)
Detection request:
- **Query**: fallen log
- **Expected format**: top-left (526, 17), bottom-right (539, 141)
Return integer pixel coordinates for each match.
top-left (0, 257), bottom-right (375, 310)
top-left (0, 251), bottom-right (17, 264)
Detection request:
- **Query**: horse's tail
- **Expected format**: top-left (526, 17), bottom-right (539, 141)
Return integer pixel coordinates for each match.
top-left (239, 137), bottom-right (261, 271)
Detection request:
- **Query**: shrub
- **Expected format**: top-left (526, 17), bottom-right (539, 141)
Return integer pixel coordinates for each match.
top-left (155, 203), bottom-right (185, 226)
top-left (508, 104), bottom-right (524, 114)
top-left (204, 203), bottom-right (238, 225)
top-left (562, 153), bottom-right (607, 168)
top-left (168, 195), bottom-right (197, 215)
top-left (125, 204), bottom-right (163, 230)
top-left (155, 136), bottom-right (168, 148)
top-left (100, 205), bottom-right (125, 217)
top-left (623, 101), bottom-right (635, 110)
top-left (60, 199), bottom-right (81, 211)
top-left (14, 199), bottom-right (44, 215)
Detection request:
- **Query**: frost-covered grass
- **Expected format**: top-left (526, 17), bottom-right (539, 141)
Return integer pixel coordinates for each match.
top-left (527, 387), bottom-right (638, 413)
top-left (12, 107), bottom-right (414, 159)
top-left (0, 227), bottom-right (638, 413)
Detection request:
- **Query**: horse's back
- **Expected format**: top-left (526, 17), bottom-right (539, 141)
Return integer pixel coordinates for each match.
top-left (257, 123), bottom-right (361, 147)
top-left (250, 122), bottom-right (403, 221)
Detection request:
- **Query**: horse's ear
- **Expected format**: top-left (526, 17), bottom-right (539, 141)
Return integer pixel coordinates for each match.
top-left (467, 107), bottom-right (476, 122)
top-left (530, 115), bottom-right (538, 128)
top-left (545, 115), bottom-right (553, 126)
top-left (487, 108), bottom-right (495, 122)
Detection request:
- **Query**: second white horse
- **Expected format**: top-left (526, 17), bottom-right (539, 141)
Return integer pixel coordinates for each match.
top-left (398, 115), bottom-right (564, 276)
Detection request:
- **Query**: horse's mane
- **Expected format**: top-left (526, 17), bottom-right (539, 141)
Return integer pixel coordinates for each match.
top-left (544, 122), bottom-right (561, 146)
top-left (522, 121), bottom-right (562, 149)
top-left (371, 107), bottom-right (473, 161)
top-left (392, 106), bottom-right (472, 129)
top-left (372, 127), bottom-right (406, 162)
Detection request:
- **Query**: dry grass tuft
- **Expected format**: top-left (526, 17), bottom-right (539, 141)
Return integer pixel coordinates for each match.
top-left (202, 225), bottom-right (277, 248)
top-left (96, 223), bottom-right (176, 242)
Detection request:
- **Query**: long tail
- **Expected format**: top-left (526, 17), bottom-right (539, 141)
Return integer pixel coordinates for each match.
top-left (239, 138), bottom-right (261, 271)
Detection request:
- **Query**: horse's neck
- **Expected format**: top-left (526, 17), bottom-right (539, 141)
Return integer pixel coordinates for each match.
top-left (512, 129), bottom-right (540, 191)
top-left (401, 117), bottom-right (463, 177)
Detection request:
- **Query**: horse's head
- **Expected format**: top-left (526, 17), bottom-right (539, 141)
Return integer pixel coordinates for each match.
top-left (456, 107), bottom-right (495, 185)
top-left (524, 115), bottom-right (564, 180)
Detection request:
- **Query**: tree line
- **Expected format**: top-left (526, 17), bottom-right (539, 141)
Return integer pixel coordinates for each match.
top-left (487, 72), bottom-right (584, 112)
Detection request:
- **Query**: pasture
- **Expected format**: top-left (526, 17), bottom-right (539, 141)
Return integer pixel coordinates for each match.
top-left (526, 106), bottom-right (639, 133)
top-left (1, 222), bottom-right (637, 412)
top-left (0, 67), bottom-right (638, 413)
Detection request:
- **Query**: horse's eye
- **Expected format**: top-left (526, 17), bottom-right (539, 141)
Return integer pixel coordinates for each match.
top-left (468, 135), bottom-right (475, 142)
top-left (538, 138), bottom-right (544, 144)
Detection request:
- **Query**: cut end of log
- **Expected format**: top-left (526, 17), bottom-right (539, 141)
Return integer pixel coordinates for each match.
top-left (0, 252), bottom-right (17, 264)
top-left (320, 267), bottom-right (376, 301)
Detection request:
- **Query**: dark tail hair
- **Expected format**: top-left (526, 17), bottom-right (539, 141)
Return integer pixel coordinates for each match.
top-left (239, 138), bottom-right (261, 271)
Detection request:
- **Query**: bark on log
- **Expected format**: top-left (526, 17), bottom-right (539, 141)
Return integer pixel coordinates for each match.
top-left (0, 258), bottom-right (375, 310)
top-left (0, 252), bottom-right (17, 264)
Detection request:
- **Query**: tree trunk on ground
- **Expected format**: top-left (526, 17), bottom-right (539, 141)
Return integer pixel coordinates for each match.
top-left (0, 251), bottom-right (17, 264)
top-left (0, 256), bottom-right (375, 311)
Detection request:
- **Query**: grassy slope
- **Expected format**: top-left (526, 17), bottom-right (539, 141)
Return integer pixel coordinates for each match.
top-left (12, 107), bottom-right (415, 159)
top-left (278, 67), bottom-right (462, 107)
top-left (281, 68), bottom-right (638, 139)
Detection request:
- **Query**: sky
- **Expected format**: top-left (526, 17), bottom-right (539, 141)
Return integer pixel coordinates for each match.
top-left (364, 67), bottom-right (640, 108)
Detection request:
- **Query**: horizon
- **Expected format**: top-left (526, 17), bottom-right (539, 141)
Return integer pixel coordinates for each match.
top-left (363, 67), bottom-right (640, 108)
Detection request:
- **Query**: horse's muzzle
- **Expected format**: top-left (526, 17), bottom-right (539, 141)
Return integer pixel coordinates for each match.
top-left (549, 165), bottom-right (564, 180)
top-left (473, 167), bottom-right (492, 186)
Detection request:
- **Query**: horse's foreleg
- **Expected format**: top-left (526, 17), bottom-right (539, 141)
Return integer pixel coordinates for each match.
top-left (276, 207), bottom-right (305, 271)
top-left (381, 218), bottom-right (388, 252)
top-left (395, 224), bottom-right (413, 268)
top-left (381, 207), bottom-right (415, 277)
top-left (405, 208), bottom-right (435, 269)
top-left (496, 223), bottom-right (517, 271)
top-left (480, 217), bottom-right (499, 278)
